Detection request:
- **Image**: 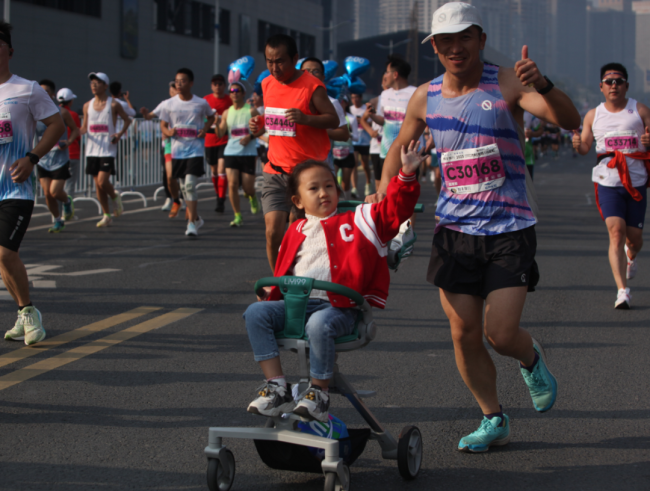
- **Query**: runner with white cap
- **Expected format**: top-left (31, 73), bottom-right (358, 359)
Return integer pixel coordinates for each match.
top-left (36, 79), bottom-right (79, 233)
top-left (80, 72), bottom-right (132, 227)
top-left (367, 1), bottom-right (581, 452)
top-left (56, 88), bottom-right (81, 195)
top-left (573, 62), bottom-right (650, 309)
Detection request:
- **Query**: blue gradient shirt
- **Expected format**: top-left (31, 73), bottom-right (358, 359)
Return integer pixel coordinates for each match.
top-left (0, 75), bottom-right (59, 200)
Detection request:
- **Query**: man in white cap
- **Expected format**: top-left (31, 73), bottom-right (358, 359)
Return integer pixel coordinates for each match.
top-left (367, 2), bottom-right (581, 452)
top-left (80, 72), bottom-right (132, 227)
top-left (57, 88), bottom-right (81, 196)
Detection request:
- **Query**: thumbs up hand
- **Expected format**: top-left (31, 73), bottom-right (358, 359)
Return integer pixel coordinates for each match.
top-left (572, 129), bottom-right (582, 152)
top-left (515, 45), bottom-right (548, 92)
top-left (641, 126), bottom-right (650, 148)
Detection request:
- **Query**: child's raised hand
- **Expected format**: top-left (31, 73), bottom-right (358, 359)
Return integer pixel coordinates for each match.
top-left (256, 286), bottom-right (273, 302)
top-left (400, 140), bottom-right (428, 175)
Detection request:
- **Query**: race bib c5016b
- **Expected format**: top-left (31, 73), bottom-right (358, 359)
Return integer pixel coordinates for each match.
top-left (604, 130), bottom-right (639, 154)
top-left (441, 144), bottom-right (505, 195)
top-left (265, 107), bottom-right (296, 137)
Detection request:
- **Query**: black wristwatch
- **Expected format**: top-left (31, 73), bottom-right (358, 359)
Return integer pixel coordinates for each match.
top-left (536, 76), bottom-right (554, 96)
top-left (26, 152), bottom-right (39, 164)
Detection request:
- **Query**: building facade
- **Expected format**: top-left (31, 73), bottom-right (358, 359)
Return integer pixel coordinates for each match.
top-left (5, 0), bottom-right (323, 112)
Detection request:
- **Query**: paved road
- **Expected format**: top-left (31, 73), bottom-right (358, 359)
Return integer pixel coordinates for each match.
top-left (1, 146), bottom-right (649, 490)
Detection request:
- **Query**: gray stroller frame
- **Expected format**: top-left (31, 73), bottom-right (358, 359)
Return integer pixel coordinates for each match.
top-left (204, 276), bottom-right (423, 491)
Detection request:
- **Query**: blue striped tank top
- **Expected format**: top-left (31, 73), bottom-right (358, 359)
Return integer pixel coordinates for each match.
top-left (426, 63), bottom-right (535, 236)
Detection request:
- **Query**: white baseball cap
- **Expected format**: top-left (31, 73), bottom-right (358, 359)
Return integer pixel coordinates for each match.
top-left (88, 72), bottom-right (110, 85)
top-left (422, 2), bottom-right (484, 44)
top-left (56, 88), bottom-right (77, 102)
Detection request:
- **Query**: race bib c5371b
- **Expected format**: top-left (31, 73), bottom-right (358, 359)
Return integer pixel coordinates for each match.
top-left (441, 144), bottom-right (505, 194)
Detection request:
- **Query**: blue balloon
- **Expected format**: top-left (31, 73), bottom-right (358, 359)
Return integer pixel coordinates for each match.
top-left (228, 56), bottom-right (255, 81)
top-left (295, 58), bottom-right (306, 69)
top-left (348, 76), bottom-right (366, 95)
top-left (323, 60), bottom-right (338, 82)
top-left (328, 75), bottom-right (347, 88)
top-left (326, 86), bottom-right (341, 99)
top-left (256, 69), bottom-right (271, 83)
top-left (344, 56), bottom-right (370, 78)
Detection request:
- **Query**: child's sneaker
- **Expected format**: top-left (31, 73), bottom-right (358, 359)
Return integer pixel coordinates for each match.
top-left (247, 381), bottom-right (295, 417)
top-left (293, 385), bottom-right (330, 423)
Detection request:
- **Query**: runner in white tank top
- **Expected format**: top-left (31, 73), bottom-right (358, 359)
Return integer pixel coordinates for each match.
top-left (574, 63), bottom-right (650, 309)
top-left (80, 72), bottom-right (132, 227)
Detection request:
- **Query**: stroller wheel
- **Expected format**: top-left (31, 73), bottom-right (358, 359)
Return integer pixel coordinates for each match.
top-left (207, 449), bottom-right (236, 491)
top-left (397, 425), bottom-right (423, 480)
top-left (324, 464), bottom-right (350, 491)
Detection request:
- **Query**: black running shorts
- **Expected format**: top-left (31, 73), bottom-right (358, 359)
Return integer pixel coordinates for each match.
top-left (37, 162), bottom-right (71, 181)
top-left (427, 226), bottom-right (539, 299)
top-left (371, 155), bottom-right (382, 180)
top-left (171, 157), bottom-right (205, 179)
top-left (205, 144), bottom-right (226, 167)
top-left (225, 155), bottom-right (256, 175)
top-left (0, 199), bottom-right (34, 252)
top-left (86, 157), bottom-right (115, 176)
top-left (353, 145), bottom-right (370, 156)
top-left (334, 153), bottom-right (356, 169)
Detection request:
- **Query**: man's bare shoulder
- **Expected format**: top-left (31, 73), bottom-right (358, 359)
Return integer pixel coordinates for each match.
top-left (407, 84), bottom-right (429, 118)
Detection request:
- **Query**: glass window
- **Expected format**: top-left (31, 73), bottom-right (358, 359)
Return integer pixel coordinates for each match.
top-left (257, 19), bottom-right (315, 57)
top-left (153, 0), bottom-right (223, 43)
top-left (239, 15), bottom-right (251, 58)
top-left (120, 0), bottom-right (138, 59)
top-left (14, 0), bottom-right (102, 17)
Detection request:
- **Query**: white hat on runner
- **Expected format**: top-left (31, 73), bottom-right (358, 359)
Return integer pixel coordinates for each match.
top-left (88, 72), bottom-right (110, 85)
top-left (56, 88), bottom-right (77, 102)
top-left (421, 2), bottom-right (483, 44)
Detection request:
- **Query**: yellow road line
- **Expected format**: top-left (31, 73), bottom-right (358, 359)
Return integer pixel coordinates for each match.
top-left (0, 306), bottom-right (161, 369)
top-left (0, 308), bottom-right (202, 392)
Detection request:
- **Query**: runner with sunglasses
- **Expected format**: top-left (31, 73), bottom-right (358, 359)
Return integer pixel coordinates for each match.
top-left (573, 63), bottom-right (650, 309)
top-left (216, 80), bottom-right (264, 227)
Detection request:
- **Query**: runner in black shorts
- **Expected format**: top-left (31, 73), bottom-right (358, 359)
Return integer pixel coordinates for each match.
top-left (0, 20), bottom-right (67, 346)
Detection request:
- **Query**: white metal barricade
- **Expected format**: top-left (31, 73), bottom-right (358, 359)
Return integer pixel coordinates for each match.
top-left (34, 118), bottom-right (216, 215)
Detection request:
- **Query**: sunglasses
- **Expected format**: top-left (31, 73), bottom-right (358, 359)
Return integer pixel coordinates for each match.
top-left (230, 88), bottom-right (242, 93)
top-left (601, 78), bottom-right (627, 86)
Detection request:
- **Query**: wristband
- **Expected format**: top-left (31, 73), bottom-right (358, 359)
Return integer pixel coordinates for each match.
top-left (26, 152), bottom-right (39, 165)
top-left (536, 76), bottom-right (554, 96)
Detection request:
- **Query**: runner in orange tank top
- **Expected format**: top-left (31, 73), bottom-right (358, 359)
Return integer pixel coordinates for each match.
top-left (249, 34), bottom-right (339, 271)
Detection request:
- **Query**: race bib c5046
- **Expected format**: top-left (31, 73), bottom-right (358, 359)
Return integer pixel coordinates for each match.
top-left (265, 107), bottom-right (296, 137)
top-left (441, 144), bottom-right (505, 194)
top-left (604, 130), bottom-right (639, 154)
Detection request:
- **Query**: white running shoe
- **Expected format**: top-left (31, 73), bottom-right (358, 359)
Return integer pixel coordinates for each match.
top-left (180, 199), bottom-right (186, 211)
top-left (96, 215), bottom-right (112, 228)
top-left (194, 216), bottom-right (204, 230)
top-left (625, 244), bottom-right (637, 280)
top-left (4, 310), bottom-right (26, 341)
top-left (247, 381), bottom-right (296, 417)
top-left (113, 193), bottom-right (124, 217)
top-left (185, 221), bottom-right (198, 237)
top-left (615, 288), bottom-right (631, 309)
top-left (161, 198), bottom-right (172, 211)
top-left (364, 183), bottom-right (372, 196)
top-left (22, 307), bottom-right (45, 345)
top-left (293, 385), bottom-right (330, 423)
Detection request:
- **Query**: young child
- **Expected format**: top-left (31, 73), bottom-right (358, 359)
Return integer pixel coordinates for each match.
top-left (243, 141), bottom-right (424, 422)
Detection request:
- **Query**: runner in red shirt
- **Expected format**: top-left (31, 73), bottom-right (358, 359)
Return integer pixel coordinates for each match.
top-left (56, 88), bottom-right (81, 195)
top-left (204, 74), bottom-right (232, 212)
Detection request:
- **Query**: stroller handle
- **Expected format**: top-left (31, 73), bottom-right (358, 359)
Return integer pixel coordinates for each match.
top-left (254, 277), bottom-right (366, 307)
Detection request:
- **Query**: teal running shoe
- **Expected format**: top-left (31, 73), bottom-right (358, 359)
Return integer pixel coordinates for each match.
top-left (63, 196), bottom-right (74, 221)
top-left (48, 220), bottom-right (65, 233)
top-left (521, 338), bottom-right (557, 412)
top-left (458, 414), bottom-right (510, 453)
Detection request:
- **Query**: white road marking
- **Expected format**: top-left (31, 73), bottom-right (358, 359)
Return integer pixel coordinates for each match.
top-left (32, 280), bottom-right (56, 288)
top-left (585, 193), bottom-right (592, 205)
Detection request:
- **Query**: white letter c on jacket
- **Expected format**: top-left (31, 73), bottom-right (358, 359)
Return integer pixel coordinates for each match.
top-left (340, 224), bottom-right (354, 242)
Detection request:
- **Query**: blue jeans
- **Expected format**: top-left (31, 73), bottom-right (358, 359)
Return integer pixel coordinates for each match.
top-left (243, 299), bottom-right (357, 380)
